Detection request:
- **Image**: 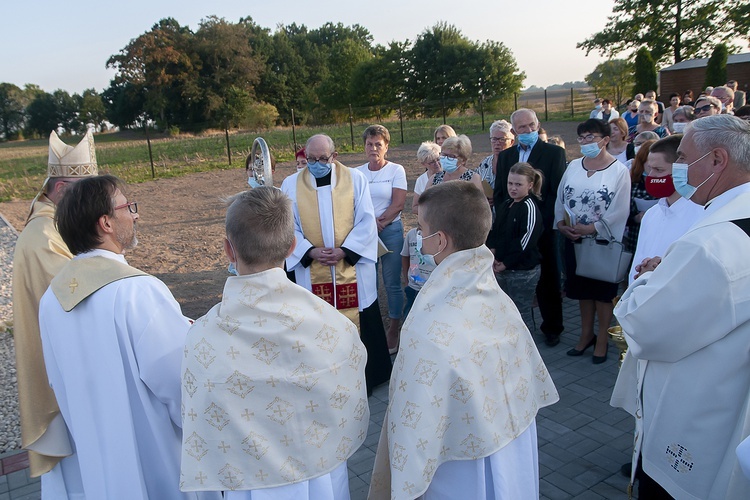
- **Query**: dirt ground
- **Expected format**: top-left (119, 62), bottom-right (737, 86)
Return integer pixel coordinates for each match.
top-left (0, 123), bottom-right (579, 319)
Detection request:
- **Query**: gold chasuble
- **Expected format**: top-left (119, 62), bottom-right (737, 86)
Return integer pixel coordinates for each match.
top-left (180, 268), bottom-right (369, 492)
top-left (296, 161), bottom-right (359, 326)
top-left (50, 257), bottom-right (147, 311)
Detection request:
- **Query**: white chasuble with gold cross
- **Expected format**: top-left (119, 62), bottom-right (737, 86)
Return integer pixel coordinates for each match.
top-left (180, 268), bottom-right (369, 492)
top-left (369, 246), bottom-right (559, 499)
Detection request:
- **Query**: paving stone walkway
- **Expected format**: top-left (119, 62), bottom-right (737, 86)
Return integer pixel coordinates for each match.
top-left (0, 297), bottom-right (634, 500)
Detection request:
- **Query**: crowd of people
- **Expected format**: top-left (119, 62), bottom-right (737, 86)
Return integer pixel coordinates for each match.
top-left (9, 79), bottom-right (750, 499)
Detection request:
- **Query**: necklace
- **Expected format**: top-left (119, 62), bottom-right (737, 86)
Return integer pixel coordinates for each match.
top-left (367, 163), bottom-right (387, 183)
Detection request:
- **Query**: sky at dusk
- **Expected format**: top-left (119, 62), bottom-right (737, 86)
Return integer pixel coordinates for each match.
top-left (1, 0), bottom-right (617, 94)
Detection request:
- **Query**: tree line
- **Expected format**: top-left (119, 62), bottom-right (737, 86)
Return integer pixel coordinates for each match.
top-left (0, 18), bottom-right (524, 140)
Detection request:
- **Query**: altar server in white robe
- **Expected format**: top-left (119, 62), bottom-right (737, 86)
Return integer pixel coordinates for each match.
top-left (180, 187), bottom-right (369, 498)
top-left (369, 181), bottom-right (559, 500)
top-left (38, 175), bottom-right (217, 500)
top-left (614, 115), bottom-right (750, 499)
top-left (281, 134), bottom-right (392, 394)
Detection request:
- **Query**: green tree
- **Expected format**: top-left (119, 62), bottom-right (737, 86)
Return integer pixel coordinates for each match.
top-left (585, 59), bottom-right (634, 108)
top-left (704, 43), bottom-right (728, 88)
top-left (0, 83), bottom-right (26, 140)
top-left (633, 47), bottom-right (658, 96)
top-left (53, 90), bottom-right (82, 134)
top-left (349, 41), bottom-right (410, 113)
top-left (26, 92), bottom-right (59, 137)
top-left (79, 89), bottom-right (108, 131)
top-left (577, 0), bottom-right (747, 65)
top-left (106, 18), bottom-right (199, 129)
top-left (193, 16), bottom-right (264, 128)
top-left (406, 23), bottom-right (523, 115)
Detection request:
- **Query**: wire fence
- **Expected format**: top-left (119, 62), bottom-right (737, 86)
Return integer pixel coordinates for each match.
top-left (0, 87), bottom-right (599, 201)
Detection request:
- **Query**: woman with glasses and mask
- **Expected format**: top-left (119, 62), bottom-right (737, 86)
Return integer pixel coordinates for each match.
top-left (555, 119), bottom-right (631, 364)
top-left (428, 134), bottom-right (483, 190)
top-left (475, 120), bottom-right (515, 206)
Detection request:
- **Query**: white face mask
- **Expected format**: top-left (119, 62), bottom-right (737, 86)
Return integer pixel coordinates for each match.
top-left (415, 230), bottom-right (441, 267)
top-left (672, 122), bottom-right (687, 134)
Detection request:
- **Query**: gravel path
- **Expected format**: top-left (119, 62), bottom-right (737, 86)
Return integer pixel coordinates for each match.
top-left (0, 213), bottom-right (20, 453)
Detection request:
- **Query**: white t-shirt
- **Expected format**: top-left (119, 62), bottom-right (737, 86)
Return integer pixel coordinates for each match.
top-left (414, 171), bottom-right (430, 196)
top-left (400, 227), bottom-right (434, 291)
top-left (356, 161), bottom-right (407, 221)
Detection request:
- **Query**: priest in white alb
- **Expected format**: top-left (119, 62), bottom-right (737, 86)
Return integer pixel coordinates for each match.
top-left (369, 182), bottom-right (559, 499)
top-left (180, 187), bottom-right (369, 498)
top-left (281, 134), bottom-right (392, 394)
top-left (38, 175), bottom-right (216, 500)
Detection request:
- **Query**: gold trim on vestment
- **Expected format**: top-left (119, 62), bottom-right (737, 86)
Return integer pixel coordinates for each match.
top-left (51, 256), bottom-right (148, 311)
top-left (296, 162), bottom-right (360, 327)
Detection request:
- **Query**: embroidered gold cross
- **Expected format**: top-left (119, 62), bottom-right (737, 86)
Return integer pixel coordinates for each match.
top-left (69, 278), bottom-right (79, 293)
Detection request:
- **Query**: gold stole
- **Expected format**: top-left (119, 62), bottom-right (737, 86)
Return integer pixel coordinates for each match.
top-left (51, 256), bottom-right (147, 312)
top-left (297, 162), bottom-right (360, 327)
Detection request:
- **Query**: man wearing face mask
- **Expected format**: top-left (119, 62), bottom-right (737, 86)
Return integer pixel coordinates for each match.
top-left (614, 115), bottom-right (750, 499)
top-left (281, 134), bottom-right (392, 395)
top-left (711, 85), bottom-right (735, 115)
top-left (494, 108), bottom-right (567, 346)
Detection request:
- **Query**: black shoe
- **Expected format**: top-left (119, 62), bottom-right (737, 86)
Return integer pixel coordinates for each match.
top-left (567, 337), bottom-right (596, 356)
top-left (544, 334), bottom-right (561, 347)
top-left (592, 347), bottom-right (608, 364)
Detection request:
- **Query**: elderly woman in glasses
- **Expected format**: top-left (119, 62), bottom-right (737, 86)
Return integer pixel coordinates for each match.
top-left (428, 134), bottom-right (482, 190)
top-left (475, 120), bottom-right (515, 206)
top-left (555, 118), bottom-right (630, 365)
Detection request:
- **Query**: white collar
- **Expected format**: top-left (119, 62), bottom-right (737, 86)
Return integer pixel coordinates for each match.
top-left (74, 248), bottom-right (128, 265)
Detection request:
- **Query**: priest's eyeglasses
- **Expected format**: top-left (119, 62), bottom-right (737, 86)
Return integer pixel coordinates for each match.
top-left (114, 201), bottom-right (138, 214)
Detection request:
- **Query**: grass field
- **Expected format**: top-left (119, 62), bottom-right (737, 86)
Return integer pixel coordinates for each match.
top-left (0, 89), bottom-right (596, 201)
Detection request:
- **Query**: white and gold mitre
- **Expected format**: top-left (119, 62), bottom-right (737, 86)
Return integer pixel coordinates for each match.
top-left (47, 130), bottom-right (98, 178)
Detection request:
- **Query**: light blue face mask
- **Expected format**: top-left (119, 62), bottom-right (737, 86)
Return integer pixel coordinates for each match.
top-left (307, 161), bottom-right (332, 178)
top-left (672, 151), bottom-right (713, 200)
top-left (248, 177), bottom-right (261, 188)
top-left (516, 130), bottom-right (539, 147)
top-left (415, 230), bottom-right (440, 267)
top-left (580, 141), bottom-right (602, 158)
top-left (439, 156), bottom-right (459, 173)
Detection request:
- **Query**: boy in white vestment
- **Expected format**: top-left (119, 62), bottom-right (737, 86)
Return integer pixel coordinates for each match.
top-left (38, 175), bottom-right (215, 500)
top-left (180, 187), bottom-right (369, 499)
top-left (369, 182), bottom-right (559, 500)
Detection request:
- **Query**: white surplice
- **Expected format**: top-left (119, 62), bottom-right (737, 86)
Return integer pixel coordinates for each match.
top-left (281, 167), bottom-right (378, 310)
top-left (38, 249), bottom-right (215, 500)
top-left (369, 246), bottom-right (558, 499)
top-left (180, 268), bottom-right (368, 495)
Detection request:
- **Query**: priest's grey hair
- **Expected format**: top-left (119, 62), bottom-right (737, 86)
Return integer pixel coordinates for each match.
top-left (687, 115), bottom-right (750, 171)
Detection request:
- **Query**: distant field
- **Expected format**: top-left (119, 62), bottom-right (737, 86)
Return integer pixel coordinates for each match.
top-left (0, 88), bottom-right (597, 201)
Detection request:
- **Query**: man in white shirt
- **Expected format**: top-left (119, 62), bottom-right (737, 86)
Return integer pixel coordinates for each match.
top-left (38, 175), bottom-right (215, 500)
top-left (614, 115), bottom-right (750, 499)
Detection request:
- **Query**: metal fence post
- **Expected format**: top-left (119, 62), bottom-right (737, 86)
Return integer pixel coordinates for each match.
top-left (479, 96), bottom-right (485, 131)
top-left (544, 89), bottom-right (549, 122)
top-left (144, 122), bottom-right (155, 179)
top-left (399, 101), bottom-right (405, 144)
top-left (570, 88), bottom-right (574, 118)
top-left (291, 108), bottom-right (297, 151)
top-left (442, 97), bottom-right (446, 125)
top-left (514, 93), bottom-right (518, 111)
top-left (348, 104), bottom-right (355, 149)
top-left (224, 128), bottom-right (232, 166)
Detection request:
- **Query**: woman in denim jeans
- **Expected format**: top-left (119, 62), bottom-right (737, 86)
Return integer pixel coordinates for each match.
top-left (356, 125), bottom-right (407, 352)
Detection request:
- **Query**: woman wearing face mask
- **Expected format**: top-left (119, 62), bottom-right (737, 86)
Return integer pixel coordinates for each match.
top-left (671, 106), bottom-right (694, 134)
top-left (428, 134), bottom-right (483, 190)
top-left (554, 119), bottom-right (631, 364)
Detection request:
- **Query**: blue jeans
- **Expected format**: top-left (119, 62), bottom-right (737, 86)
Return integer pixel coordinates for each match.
top-left (403, 286), bottom-right (419, 320)
top-left (377, 220), bottom-right (404, 320)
